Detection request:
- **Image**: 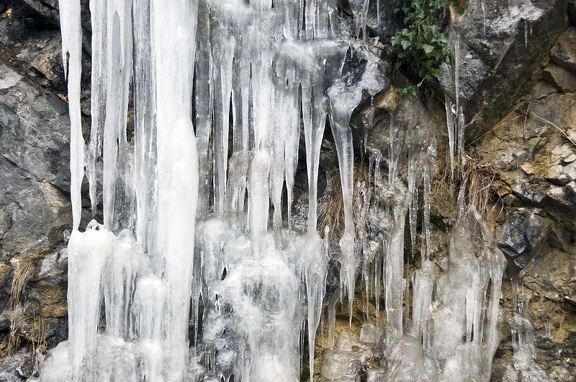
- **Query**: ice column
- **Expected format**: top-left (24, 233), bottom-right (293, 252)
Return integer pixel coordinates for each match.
top-left (151, 0), bottom-right (199, 377)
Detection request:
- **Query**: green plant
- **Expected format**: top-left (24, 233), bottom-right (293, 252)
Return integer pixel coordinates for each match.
top-left (391, 0), bottom-right (453, 87)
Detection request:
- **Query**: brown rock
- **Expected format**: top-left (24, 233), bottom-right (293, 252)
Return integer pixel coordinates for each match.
top-left (28, 280), bottom-right (67, 318)
top-left (543, 63), bottom-right (576, 92)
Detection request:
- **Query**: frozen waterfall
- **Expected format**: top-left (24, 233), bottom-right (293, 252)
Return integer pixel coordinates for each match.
top-left (38, 0), bottom-right (507, 381)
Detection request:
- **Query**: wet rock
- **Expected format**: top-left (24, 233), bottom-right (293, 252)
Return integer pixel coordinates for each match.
top-left (496, 209), bottom-right (551, 275)
top-left (440, 0), bottom-right (568, 142)
top-left (551, 26), bottom-right (576, 73)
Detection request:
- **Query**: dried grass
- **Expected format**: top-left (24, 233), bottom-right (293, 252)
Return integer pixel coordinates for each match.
top-left (317, 164), bottom-right (371, 243)
top-left (6, 253), bottom-right (46, 357)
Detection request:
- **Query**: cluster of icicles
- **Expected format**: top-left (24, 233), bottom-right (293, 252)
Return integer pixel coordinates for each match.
top-left (37, 0), bottom-right (507, 381)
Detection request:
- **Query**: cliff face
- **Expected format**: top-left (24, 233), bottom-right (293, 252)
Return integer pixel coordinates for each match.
top-left (0, 1), bottom-right (574, 381)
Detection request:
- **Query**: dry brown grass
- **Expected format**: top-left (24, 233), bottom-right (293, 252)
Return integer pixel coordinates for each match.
top-left (5, 253), bottom-right (46, 357)
top-left (317, 164), bottom-right (371, 243)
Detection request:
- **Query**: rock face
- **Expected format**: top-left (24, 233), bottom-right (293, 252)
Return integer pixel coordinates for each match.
top-left (440, 0), bottom-right (568, 142)
top-left (0, 0), bottom-right (575, 381)
top-left (0, 2), bottom-right (72, 379)
top-left (471, 19), bottom-right (576, 379)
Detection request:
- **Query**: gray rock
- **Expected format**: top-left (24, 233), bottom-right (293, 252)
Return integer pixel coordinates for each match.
top-left (551, 26), bottom-right (576, 73)
top-left (0, 349), bottom-right (36, 381)
top-left (0, 60), bottom-right (72, 260)
top-left (440, 0), bottom-right (568, 143)
top-left (496, 209), bottom-right (551, 275)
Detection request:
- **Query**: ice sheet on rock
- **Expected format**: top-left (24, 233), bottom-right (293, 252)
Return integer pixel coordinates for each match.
top-left (196, 217), bottom-right (304, 381)
top-left (401, 206), bottom-right (506, 382)
top-left (47, 0), bottom-right (517, 381)
top-left (38, 341), bottom-right (69, 382)
top-left (504, 282), bottom-right (553, 381)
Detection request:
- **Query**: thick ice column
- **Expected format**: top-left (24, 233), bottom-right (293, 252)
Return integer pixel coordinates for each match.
top-left (58, 0), bottom-right (84, 231)
top-left (67, 222), bottom-right (116, 381)
top-left (151, 0), bottom-right (199, 378)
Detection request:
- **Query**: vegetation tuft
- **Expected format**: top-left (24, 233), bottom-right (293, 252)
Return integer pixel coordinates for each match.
top-left (391, 0), bottom-right (466, 89)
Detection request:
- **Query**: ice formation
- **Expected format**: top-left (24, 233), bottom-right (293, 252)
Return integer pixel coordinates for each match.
top-left (40, 0), bottom-right (510, 381)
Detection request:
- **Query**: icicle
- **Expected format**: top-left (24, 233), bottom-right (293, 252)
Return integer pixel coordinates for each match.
top-left (102, 4), bottom-right (133, 230)
top-left (385, 185), bottom-right (410, 345)
top-left (328, 99), bottom-right (356, 323)
top-left (133, 0), bottom-right (157, 253)
top-left (194, 0), bottom-right (213, 216)
top-left (59, 0), bottom-right (84, 231)
top-left (87, 0), bottom-right (107, 217)
top-left (248, 150), bottom-right (272, 253)
top-left (421, 139), bottom-right (436, 260)
top-left (349, 0), bottom-right (370, 40)
top-left (304, 233), bottom-right (325, 382)
top-left (445, 96), bottom-right (456, 180)
top-left (411, 260), bottom-right (434, 349)
top-left (407, 148), bottom-right (419, 253)
top-left (212, 28), bottom-right (236, 213)
top-left (301, 76), bottom-right (327, 232)
top-left (481, 0), bottom-right (486, 36)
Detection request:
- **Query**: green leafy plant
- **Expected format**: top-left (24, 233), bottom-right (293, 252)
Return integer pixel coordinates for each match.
top-left (391, 0), bottom-right (454, 87)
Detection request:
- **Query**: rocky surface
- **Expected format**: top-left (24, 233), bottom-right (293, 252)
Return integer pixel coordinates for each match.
top-left (0, 0), bottom-right (574, 381)
top-left (440, 0), bottom-right (568, 143)
top-left (0, 2), bottom-right (72, 379)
